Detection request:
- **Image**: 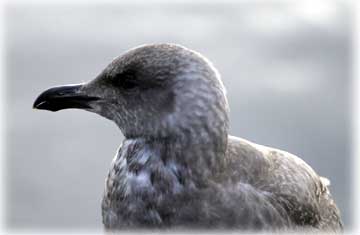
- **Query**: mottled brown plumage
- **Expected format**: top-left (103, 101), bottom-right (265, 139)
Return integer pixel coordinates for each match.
top-left (33, 43), bottom-right (342, 232)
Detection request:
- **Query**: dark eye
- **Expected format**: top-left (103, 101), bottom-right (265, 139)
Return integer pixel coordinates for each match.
top-left (114, 70), bottom-right (139, 90)
top-left (121, 78), bottom-right (138, 90)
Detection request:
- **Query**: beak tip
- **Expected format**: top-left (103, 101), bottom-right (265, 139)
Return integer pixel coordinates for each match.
top-left (32, 98), bottom-right (45, 110)
top-left (32, 102), bottom-right (38, 109)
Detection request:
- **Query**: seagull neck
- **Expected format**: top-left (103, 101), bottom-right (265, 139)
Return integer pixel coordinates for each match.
top-left (128, 132), bottom-right (227, 184)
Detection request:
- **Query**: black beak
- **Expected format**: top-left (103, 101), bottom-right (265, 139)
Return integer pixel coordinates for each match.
top-left (33, 84), bottom-right (100, 112)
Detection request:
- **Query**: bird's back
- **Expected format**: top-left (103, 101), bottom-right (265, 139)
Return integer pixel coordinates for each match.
top-left (225, 135), bottom-right (342, 231)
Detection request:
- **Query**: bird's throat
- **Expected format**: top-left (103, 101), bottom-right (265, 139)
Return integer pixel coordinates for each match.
top-left (116, 134), bottom-right (227, 188)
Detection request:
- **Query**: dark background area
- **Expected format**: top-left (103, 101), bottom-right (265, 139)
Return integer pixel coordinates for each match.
top-left (5, 2), bottom-right (352, 231)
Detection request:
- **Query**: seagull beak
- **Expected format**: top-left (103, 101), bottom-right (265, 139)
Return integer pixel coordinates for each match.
top-left (33, 84), bottom-right (100, 112)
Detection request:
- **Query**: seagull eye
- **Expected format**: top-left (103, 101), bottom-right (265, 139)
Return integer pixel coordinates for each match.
top-left (114, 70), bottom-right (139, 91)
top-left (120, 78), bottom-right (138, 90)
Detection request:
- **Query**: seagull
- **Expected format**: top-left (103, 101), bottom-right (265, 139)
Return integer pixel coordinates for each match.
top-left (33, 43), bottom-right (342, 231)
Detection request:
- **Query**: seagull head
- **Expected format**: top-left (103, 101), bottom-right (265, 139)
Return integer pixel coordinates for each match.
top-left (33, 44), bottom-right (229, 141)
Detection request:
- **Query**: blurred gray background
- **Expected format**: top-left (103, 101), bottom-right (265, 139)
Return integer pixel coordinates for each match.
top-left (5, 1), bottom-right (352, 231)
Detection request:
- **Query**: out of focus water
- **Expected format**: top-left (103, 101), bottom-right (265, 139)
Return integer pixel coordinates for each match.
top-left (5, 2), bottom-right (352, 231)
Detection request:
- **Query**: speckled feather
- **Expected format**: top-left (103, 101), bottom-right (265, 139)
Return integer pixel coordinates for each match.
top-left (101, 136), bottom-right (342, 231)
top-left (46, 43), bottom-right (342, 231)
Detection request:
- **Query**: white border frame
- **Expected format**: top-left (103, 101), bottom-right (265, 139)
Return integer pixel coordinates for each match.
top-left (0, 0), bottom-right (357, 234)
